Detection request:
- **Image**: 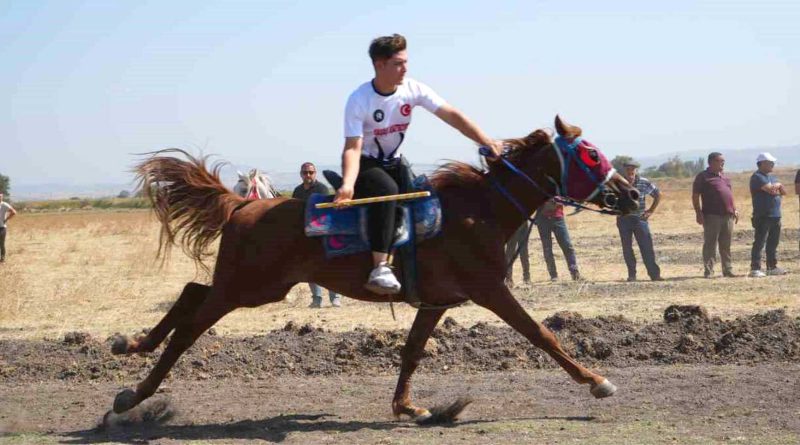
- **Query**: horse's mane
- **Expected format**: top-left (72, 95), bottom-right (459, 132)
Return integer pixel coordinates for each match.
top-left (429, 129), bottom-right (553, 191)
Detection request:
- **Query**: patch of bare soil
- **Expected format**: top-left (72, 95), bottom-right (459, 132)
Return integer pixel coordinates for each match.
top-left (1, 307), bottom-right (798, 384)
top-left (2, 365), bottom-right (799, 444)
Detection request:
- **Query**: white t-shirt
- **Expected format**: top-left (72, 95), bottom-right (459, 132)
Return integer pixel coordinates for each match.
top-left (344, 78), bottom-right (446, 160)
top-left (0, 202), bottom-right (13, 228)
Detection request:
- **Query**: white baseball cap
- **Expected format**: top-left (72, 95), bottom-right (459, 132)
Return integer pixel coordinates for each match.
top-left (756, 152), bottom-right (777, 163)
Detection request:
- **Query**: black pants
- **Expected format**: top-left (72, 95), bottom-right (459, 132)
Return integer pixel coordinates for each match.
top-left (354, 157), bottom-right (409, 254)
top-left (750, 216), bottom-right (781, 270)
top-left (0, 227), bottom-right (6, 260)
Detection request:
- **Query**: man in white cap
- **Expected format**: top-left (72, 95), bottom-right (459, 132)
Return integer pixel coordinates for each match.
top-left (748, 152), bottom-right (787, 277)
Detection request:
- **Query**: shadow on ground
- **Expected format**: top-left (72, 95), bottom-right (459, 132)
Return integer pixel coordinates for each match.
top-left (60, 413), bottom-right (595, 444)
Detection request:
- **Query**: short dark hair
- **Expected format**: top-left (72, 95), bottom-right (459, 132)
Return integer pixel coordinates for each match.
top-left (708, 152), bottom-right (723, 164)
top-left (369, 34), bottom-right (407, 62)
top-left (300, 162), bottom-right (315, 171)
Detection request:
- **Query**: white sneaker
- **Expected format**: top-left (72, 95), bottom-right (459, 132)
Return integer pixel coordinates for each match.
top-left (365, 264), bottom-right (401, 295)
top-left (748, 270), bottom-right (766, 278)
top-left (767, 267), bottom-right (788, 276)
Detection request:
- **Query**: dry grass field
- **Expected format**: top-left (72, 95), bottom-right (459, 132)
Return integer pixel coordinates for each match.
top-left (1, 169), bottom-right (798, 341)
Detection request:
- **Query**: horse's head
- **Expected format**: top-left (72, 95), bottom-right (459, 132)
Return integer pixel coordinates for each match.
top-left (492, 116), bottom-right (639, 216)
top-left (233, 169), bottom-right (277, 200)
top-left (550, 115), bottom-right (639, 215)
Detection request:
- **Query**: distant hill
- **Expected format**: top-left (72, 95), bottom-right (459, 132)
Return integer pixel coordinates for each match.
top-left (637, 145), bottom-right (799, 173)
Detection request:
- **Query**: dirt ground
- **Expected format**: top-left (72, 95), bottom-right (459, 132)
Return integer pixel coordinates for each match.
top-left (2, 365), bottom-right (799, 445)
top-left (1, 307), bottom-right (799, 444)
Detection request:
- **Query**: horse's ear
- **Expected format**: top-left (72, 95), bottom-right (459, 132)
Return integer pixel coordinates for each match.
top-left (554, 115), bottom-right (582, 138)
top-left (237, 170), bottom-right (247, 181)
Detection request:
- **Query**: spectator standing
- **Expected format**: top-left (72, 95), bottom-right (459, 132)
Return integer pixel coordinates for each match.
top-left (748, 153), bottom-right (787, 277)
top-left (692, 152), bottom-right (739, 278)
top-left (534, 199), bottom-right (581, 281)
top-left (795, 169), bottom-right (800, 251)
top-left (0, 193), bottom-right (17, 263)
top-left (616, 161), bottom-right (663, 281)
top-left (504, 222), bottom-right (531, 287)
top-left (292, 162), bottom-right (342, 308)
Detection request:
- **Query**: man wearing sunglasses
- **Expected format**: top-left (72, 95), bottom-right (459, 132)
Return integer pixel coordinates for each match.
top-left (292, 162), bottom-right (342, 308)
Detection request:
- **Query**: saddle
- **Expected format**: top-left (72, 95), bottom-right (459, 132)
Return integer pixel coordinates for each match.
top-left (304, 158), bottom-right (441, 304)
top-left (304, 176), bottom-right (442, 258)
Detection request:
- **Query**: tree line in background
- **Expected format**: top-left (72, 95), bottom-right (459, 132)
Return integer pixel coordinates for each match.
top-left (611, 155), bottom-right (706, 178)
top-left (0, 173), bottom-right (9, 196)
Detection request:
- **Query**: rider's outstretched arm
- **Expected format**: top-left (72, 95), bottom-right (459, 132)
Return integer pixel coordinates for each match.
top-left (434, 104), bottom-right (502, 157)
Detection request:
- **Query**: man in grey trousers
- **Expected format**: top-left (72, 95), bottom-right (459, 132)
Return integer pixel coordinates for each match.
top-left (692, 152), bottom-right (739, 278)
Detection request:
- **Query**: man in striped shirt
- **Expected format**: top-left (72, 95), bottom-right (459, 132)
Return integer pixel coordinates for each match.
top-left (617, 161), bottom-right (663, 282)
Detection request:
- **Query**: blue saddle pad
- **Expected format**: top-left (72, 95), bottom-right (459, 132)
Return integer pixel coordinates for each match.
top-left (304, 177), bottom-right (442, 258)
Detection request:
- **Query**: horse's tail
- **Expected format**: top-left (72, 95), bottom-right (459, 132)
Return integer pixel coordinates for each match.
top-left (134, 148), bottom-right (245, 272)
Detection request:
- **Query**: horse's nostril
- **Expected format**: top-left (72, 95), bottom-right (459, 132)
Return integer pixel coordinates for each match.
top-left (603, 193), bottom-right (618, 207)
top-left (628, 189), bottom-right (640, 202)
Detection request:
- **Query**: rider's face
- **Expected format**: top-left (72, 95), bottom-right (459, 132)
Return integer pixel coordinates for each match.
top-left (375, 50), bottom-right (407, 86)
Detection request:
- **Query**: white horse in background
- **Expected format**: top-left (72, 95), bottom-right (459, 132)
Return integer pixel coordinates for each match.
top-left (234, 169), bottom-right (279, 200)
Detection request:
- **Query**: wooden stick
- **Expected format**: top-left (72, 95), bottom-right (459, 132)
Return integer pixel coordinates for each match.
top-left (315, 191), bottom-right (431, 209)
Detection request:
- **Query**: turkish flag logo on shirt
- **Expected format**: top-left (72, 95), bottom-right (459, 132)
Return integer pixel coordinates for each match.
top-left (400, 104), bottom-right (411, 116)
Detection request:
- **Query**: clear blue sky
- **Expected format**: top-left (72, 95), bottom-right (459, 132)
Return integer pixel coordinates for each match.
top-left (2, 0), bottom-right (798, 186)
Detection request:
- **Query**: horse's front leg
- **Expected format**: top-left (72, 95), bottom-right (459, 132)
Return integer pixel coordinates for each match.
top-left (473, 283), bottom-right (617, 398)
top-left (392, 308), bottom-right (446, 421)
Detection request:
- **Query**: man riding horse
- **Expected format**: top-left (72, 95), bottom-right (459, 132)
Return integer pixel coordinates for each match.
top-left (333, 34), bottom-right (503, 295)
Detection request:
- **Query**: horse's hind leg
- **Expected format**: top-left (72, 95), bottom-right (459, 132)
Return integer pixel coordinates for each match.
top-left (392, 308), bottom-right (446, 421)
top-left (474, 286), bottom-right (616, 398)
top-left (113, 290), bottom-right (235, 413)
top-left (111, 282), bottom-right (210, 355)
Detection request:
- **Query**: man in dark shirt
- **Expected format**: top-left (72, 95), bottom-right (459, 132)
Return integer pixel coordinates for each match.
top-left (292, 162), bottom-right (342, 308)
top-left (692, 152), bottom-right (739, 278)
top-left (292, 162), bottom-right (332, 200)
top-left (748, 153), bottom-right (787, 277)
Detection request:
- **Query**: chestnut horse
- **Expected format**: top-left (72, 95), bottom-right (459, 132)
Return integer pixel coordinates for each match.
top-left (111, 116), bottom-right (640, 423)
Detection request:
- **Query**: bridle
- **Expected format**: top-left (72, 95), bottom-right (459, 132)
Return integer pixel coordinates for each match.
top-left (480, 139), bottom-right (621, 221)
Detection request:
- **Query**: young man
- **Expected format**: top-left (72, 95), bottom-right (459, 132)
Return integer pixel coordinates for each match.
top-left (748, 153), bottom-right (787, 277)
top-left (292, 162), bottom-right (342, 307)
top-left (535, 198), bottom-right (581, 281)
top-left (692, 152), bottom-right (739, 278)
top-left (616, 161), bottom-right (663, 282)
top-left (0, 193), bottom-right (17, 263)
top-left (333, 34), bottom-right (502, 294)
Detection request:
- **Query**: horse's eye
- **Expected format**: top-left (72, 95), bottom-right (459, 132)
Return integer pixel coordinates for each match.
top-left (588, 149), bottom-right (599, 163)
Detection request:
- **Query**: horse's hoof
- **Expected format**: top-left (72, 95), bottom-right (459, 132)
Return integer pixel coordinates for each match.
top-left (113, 389), bottom-right (139, 413)
top-left (111, 336), bottom-right (129, 355)
top-left (413, 409), bottom-right (432, 424)
top-left (590, 379), bottom-right (617, 398)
